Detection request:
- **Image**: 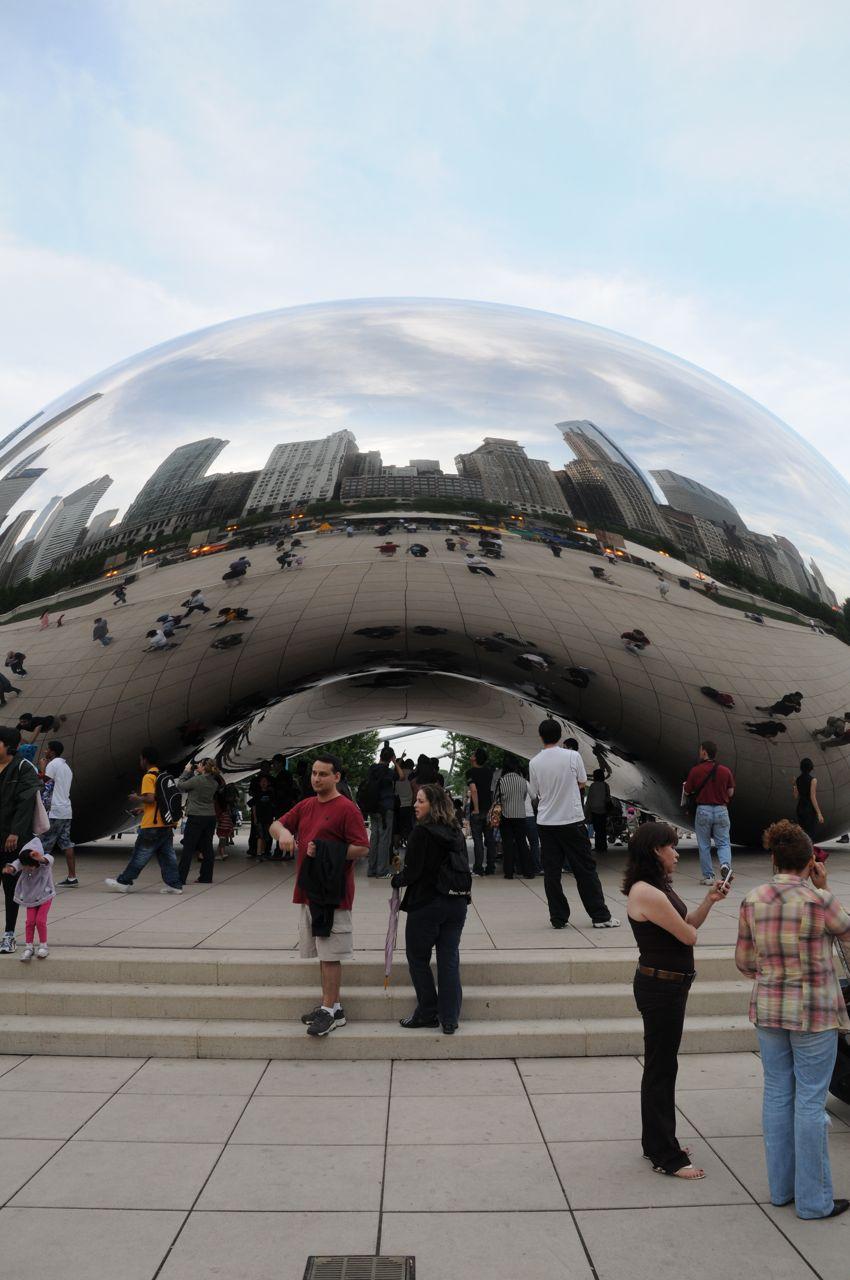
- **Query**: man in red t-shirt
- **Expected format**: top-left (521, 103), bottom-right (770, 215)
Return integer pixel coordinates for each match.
top-left (270, 754), bottom-right (368, 1038)
top-left (683, 740), bottom-right (735, 886)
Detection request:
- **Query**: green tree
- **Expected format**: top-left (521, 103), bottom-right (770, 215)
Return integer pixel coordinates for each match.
top-left (297, 731), bottom-right (382, 789)
top-left (440, 733), bottom-right (518, 793)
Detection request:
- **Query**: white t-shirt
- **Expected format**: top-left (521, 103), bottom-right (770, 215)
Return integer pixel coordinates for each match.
top-left (527, 747), bottom-right (587, 825)
top-left (45, 756), bottom-right (73, 819)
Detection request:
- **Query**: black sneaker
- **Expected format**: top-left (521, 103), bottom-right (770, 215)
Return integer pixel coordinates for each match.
top-left (301, 1005), bottom-right (346, 1028)
top-left (306, 1007), bottom-right (345, 1037)
top-left (57, 877), bottom-right (79, 887)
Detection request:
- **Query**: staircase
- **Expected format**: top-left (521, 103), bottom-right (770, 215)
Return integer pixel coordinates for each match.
top-left (0, 947), bottom-right (755, 1059)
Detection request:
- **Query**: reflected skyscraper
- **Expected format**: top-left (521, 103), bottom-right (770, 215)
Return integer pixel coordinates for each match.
top-left (123, 438), bottom-right (228, 528)
top-left (16, 476), bottom-right (112, 583)
top-left (245, 429), bottom-right (357, 514)
top-left (455, 438), bottom-right (569, 514)
top-left (651, 470), bottom-right (746, 529)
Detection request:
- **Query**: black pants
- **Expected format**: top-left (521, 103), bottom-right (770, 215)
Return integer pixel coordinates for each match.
top-left (633, 971), bottom-right (693, 1173)
top-left (470, 814), bottom-right (496, 873)
top-left (2, 868), bottom-right (20, 932)
top-left (590, 812), bottom-right (608, 853)
top-left (500, 817), bottom-right (534, 877)
top-left (178, 816), bottom-right (217, 884)
top-left (405, 895), bottom-right (467, 1027)
top-left (538, 822), bottom-right (610, 925)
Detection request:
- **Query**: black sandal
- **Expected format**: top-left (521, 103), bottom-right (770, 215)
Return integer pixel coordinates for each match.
top-left (399, 1013), bottom-right (439, 1029)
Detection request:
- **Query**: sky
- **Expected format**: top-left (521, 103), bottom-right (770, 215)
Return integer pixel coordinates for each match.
top-left (2, 2), bottom-right (850, 486)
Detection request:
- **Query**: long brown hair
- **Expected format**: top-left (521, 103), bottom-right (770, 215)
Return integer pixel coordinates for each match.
top-left (415, 783), bottom-right (460, 828)
top-left (621, 821), bottom-right (678, 893)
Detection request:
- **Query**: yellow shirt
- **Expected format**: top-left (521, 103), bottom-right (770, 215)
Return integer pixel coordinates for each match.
top-left (140, 768), bottom-right (168, 829)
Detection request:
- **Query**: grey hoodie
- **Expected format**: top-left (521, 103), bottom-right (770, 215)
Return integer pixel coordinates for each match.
top-left (8, 838), bottom-right (55, 906)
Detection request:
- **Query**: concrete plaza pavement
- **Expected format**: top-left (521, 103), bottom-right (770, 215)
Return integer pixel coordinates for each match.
top-left (1, 1050), bottom-right (849, 1280)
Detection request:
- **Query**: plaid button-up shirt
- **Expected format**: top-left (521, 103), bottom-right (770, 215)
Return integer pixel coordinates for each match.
top-left (735, 874), bottom-right (850, 1032)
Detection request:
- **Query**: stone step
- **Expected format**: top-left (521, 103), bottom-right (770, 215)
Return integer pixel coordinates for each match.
top-left (0, 946), bottom-right (742, 987)
top-left (0, 979), bottom-right (752, 1022)
top-left (0, 1013), bottom-right (757, 1060)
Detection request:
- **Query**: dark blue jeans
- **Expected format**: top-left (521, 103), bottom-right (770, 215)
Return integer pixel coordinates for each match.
top-left (117, 828), bottom-right (182, 888)
top-left (404, 895), bottom-right (467, 1027)
top-left (470, 813), bottom-right (496, 873)
top-left (178, 815), bottom-right (217, 884)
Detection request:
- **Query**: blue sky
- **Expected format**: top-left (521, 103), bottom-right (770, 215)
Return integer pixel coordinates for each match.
top-left (1, 1), bottom-right (850, 477)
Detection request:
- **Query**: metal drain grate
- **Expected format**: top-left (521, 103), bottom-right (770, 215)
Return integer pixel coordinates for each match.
top-left (303, 1258), bottom-right (415, 1280)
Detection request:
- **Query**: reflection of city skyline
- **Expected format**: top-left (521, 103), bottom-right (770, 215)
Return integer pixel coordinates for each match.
top-left (0, 300), bottom-right (846, 601)
top-left (0, 402), bottom-right (838, 610)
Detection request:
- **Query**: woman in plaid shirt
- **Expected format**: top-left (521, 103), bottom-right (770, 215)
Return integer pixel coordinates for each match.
top-left (736, 819), bottom-right (850, 1220)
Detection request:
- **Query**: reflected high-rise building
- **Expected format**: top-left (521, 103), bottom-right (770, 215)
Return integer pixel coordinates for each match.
top-left (0, 452), bottom-right (47, 524)
top-left (122, 438), bottom-right (228, 527)
top-left (84, 509), bottom-right (119, 544)
top-left (651, 470), bottom-right (745, 530)
top-left (341, 457), bottom-right (483, 503)
top-left (557, 420), bottom-right (655, 491)
top-left (454, 438), bottom-right (569, 514)
top-left (0, 511), bottom-right (34, 573)
top-left (244, 430), bottom-right (358, 514)
top-left (558, 419), bottom-right (668, 537)
top-left (15, 476), bottom-right (112, 583)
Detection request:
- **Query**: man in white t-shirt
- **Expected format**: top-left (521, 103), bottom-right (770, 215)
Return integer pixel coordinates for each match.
top-left (41, 741), bottom-right (76, 886)
top-left (527, 719), bottom-right (619, 931)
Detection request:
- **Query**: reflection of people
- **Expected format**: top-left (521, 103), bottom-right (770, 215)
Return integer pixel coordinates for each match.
top-left (812, 712), bottom-right (850, 741)
top-left (92, 618), bottom-right (112, 647)
top-left (375, 541), bottom-right (399, 557)
top-left (745, 721), bottom-right (787, 741)
top-left (794, 758), bottom-right (824, 839)
top-left (736, 820), bottom-right (850, 1220)
top-left (627, 821), bottom-right (730, 1179)
top-left (756, 692), bottom-right (803, 717)
top-left (622, 629), bottom-right (650, 655)
top-left (700, 686), bottom-right (735, 709)
top-left (465, 553), bottom-right (495, 577)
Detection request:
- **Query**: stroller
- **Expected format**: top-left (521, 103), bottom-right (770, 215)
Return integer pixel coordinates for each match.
top-left (830, 936), bottom-right (850, 1103)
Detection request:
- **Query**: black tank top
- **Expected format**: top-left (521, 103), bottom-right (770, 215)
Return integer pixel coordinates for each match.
top-left (796, 773), bottom-right (814, 808)
top-left (628, 886), bottom-right (694, 972)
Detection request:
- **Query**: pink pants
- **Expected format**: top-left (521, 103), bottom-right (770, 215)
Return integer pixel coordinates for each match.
top-left (25, 900), bottom-right (51, 943)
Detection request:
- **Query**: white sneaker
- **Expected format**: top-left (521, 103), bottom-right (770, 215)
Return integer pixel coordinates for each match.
top-left (160, 886), bottom-right (183, 894)
top-left (0, 932), bottom-right (16, 954)
top-left (593, 917), bottom-right (621, 928)
top-left (699, 876), bottom-right (716, 886)
top-left (105, 878), bottom-right (133, 892)
top-left (36, 943), bottom-right (49, 959)
top-left (19, 944), bottom-right (34, 962)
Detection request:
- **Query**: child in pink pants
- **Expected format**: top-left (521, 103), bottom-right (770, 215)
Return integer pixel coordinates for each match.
top-left (1, 837), bottom-right (54, 961)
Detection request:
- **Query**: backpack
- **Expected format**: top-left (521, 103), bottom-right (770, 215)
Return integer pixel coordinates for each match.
top-left (356, 766), bottom-right (385, 817)
top-left (152, 770), bottom-right (183, 825)
top-left (436, 830), bottom-right (473, 898)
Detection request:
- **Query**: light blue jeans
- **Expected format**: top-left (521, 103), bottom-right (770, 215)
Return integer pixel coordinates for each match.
top-left (694, 804), bottom-right (731, 878)
top-left (757, 1025), bottom-right (839, 1218)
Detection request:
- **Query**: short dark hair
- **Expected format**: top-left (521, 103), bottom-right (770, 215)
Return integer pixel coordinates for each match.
top-left (313, 753), bottom-right (342, 776)
top-left (622, 821), bottom-right (679, 892)
top-left (763, 819), bottom-right (812, 872)
top-left (799, 757), bottom-right (814, 774)
top-left (564, 737), bottom-right (579, 750)
top-left (700, 740), bottom-right (718, 759)
top-left (271, 753), bottom-right (285, 764)
top-left (473, 747), bottom-right (488, 764)
top-left (0, 726), bottom-right (21, 752)
top-left (538, 719), bottom-right (562, 745)
top-left (592, 768), bottom-right (605, 781)
top-left (140, 745), bottom-right (160, 766)
top-left (380, 746), bottom-right (395, 762)
top-left (46, 740), bottom-right (64, 755)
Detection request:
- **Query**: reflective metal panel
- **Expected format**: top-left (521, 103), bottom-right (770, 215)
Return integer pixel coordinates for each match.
top-left (3, 299), bottom-right (849, 842)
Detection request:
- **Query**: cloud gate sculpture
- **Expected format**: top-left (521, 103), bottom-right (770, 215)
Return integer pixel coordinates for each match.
top-left (3, 297), bottom-right (850, 845)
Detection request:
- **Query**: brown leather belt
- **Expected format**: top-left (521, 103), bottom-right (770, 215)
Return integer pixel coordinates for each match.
top-left (637, 965), bottom-right (695, 983)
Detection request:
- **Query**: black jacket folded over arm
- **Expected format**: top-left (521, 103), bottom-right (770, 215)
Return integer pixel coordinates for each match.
top-left (296, 838), bottom-right (350, 937)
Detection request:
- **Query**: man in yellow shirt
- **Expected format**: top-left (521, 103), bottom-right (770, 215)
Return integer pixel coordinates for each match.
top-left (105, 746), bottom-right (183, 893)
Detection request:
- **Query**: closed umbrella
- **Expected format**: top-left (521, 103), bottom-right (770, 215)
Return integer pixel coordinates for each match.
top-left (384, 886), bottom-right (401, 991)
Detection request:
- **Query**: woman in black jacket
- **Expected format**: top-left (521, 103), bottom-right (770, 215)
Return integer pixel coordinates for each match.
top-left (391, 783), bottom-right (469, 1035)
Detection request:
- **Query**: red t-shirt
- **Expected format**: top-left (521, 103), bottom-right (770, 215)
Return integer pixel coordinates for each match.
top-left (685, 761), bottom-right (735, 807)
top-left (281, 795), bottom-right (369, 910)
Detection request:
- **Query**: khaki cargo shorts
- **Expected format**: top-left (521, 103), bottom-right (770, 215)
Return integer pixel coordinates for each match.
top-left (298, 905), bottom-right (354, 961)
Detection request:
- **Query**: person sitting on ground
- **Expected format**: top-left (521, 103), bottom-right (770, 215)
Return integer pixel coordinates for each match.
top-left (406, 543), bottom-right (430, 558)
top-left (144, 628), bottom-right (176, 652)
top-left (622, 629), bottom-right (650, 654)
top-left (812, 712), bottom-right (850, 741)
top-left (0, 672), bottom-right (21, 707)
top-left (700, 686), bottom-right (735, 709)
top-left (5, 652), bottom-right (26, 676)
top-left (744, 720), bottom-right (788, 740)
top-left (736, 820), bottom-right (850, 1219)
top-left (156, 614), bottom-right (189, 638)
top-left (182, 589), bottom-right (210, 615)
top-left (756, 692), bottom-right (803, 717)
top-left (745, 612), bottom-right (766, 625)
top-left (465, 553), bottom-right (495, 577)
top-left (375, 541), bottom-right (400, 557)
top-left (92, 617), bottom-right (112, 646)
top-left (392, 783), bottom-right (470, 1034)
top-left (444, 537), bottom-right (456, 551)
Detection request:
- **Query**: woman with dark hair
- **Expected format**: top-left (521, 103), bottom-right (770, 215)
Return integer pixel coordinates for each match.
top-left (794, 759), bottom-right (824, 840)
top-left (736, 820), bottom-right (850, 1219)
top-left (625, 821), bottom-right (730, 1179)
top-left (410, 754), bottom-right (439, 787)
top-left (391, 783), bottom-right (470, 1035)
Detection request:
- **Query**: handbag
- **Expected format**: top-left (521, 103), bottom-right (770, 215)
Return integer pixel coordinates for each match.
top-left (683, 763), bottom-right (718, 825)
top-left (33, 791), bottom-right (50, 836)
top-left (487, 800), bottom-right (502, 828)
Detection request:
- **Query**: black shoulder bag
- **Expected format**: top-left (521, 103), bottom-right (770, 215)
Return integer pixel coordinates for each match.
top-left (684, 763), bottom-right (718, 824)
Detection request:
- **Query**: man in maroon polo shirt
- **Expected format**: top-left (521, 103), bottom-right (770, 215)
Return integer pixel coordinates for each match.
top-left (270, 754), bottom-right (368, 1037)
top-left (683, 740), bottom-right (735, 886)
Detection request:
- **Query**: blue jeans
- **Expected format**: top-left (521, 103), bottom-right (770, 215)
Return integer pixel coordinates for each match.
top-left (470, 813), bottom-right (496, 873)
top-left (757, 1026), bottom-right (839, 1218)
top-left (116, 828), bottom-right (182, 888)
top-left (694, 804), bottom-right (731, 878)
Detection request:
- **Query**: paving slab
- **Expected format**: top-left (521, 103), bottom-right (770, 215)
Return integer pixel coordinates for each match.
top-left (197, 1143), bottom-right (384, 1211)
top-left (256, 1059), bottom-right (391, 1096)
top-left (118, 1057), bottom-right (268, 1095)
top-left (10, 1139), bottom-right (223, 1209)
top-left (388, 1092), bottom-right (539, 1145)
top-left (383, 1143), bottom-right (566, 1211)
top-left (0, 1090), bottom-right (112, 1139)
top-left (518, 1055), bottom-right (643, 1094)
top-left (73, 1092), bottom-right (246, 1143)
top-left (0, 1056), bottom-right (144, 1093)
top-left (531, 1091), bottom-right (697, 1144)
top-left (550, 1138), bottom-right (753, 1209)
top-left (0, 1139), bottom-right (64, 1203)
top-left (0, 1208), bottom-right (184, 1280)
top-left (391, 1058), bottom-right (523, 1096)
top-left (381, 1211), bottom-right (594, 1280)
top-left (230, 1094), bottom-right (388, 1145)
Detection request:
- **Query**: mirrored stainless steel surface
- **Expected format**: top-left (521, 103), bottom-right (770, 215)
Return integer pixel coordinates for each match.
top-left (3, 298), bottom-right (849, 843)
